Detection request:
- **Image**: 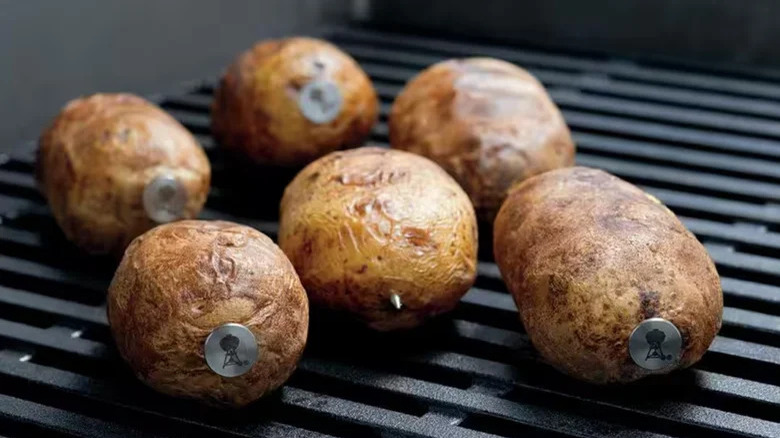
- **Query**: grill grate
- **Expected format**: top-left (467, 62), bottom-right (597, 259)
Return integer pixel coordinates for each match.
top-left (0, 26), bottom-right (779, 438)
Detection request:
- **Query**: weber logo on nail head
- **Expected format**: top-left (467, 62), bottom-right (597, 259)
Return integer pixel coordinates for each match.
top-left (205, 323), bottom-right (259, 377)
top-left (628, 318), bottom-right (682, 371)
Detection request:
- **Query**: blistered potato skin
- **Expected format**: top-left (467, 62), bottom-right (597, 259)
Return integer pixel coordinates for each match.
top-left (211, 37), bottom-right (378, 167)
top-left (108, 220), bottom-right (309, 407)
top-left (279, 147), bottom-right (478, 331)
top-left (390, 58), bottom-right (574, 221)
top-left (36, 93), bottom-right (210, 255)
top-left (494, 167), bottom-right (722, 383)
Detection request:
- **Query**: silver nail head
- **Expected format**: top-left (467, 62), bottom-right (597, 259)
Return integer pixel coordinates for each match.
top-left (390, 293), bottom-right (403, 310)
top-left (628, 317), bottom-right (682, 371)
top-left (204, 323), bottom-right (259, 378)
top-left (298, 79), bottom-right (342, 124)
top-left (143, 174), bottom-right (187, 223)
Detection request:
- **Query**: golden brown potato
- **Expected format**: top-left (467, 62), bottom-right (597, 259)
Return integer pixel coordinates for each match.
top-left (279, 147), bottom-right (477, 331)
top-left (390, 57), bottom-right (575, 221)
top-left (36, 93), bottom-right (210, 256)
top-left (212, 37), bottom-right (378, 167)
top-left (494, 167), bottom-right (722, 383)
top-left (108, 220), bottom-right (309, 407)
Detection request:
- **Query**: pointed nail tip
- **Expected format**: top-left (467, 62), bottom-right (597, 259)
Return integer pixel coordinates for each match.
top-left (390, 293), bottom-right (403, 310)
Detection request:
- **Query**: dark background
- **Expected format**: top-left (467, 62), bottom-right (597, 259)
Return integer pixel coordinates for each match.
top-left (0, 0), bottom-right (351, 151)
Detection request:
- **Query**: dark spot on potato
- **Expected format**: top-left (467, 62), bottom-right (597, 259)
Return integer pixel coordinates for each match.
top-left (574, 326), bottom-right (601, 353)
top-left (677, 324), bottom-right (690, 351)
top-left (354, 198), bottom-right (379, 216)
top-left (286, 79), bottom-right (304, 93)
top-left (638, 290), bottom-right (660, 319)
top-left (357, 264), bottom-right (368, 274)
top-left (180, 289), bottom-right (199, 303)
top-left (547, 274), bottom-right (567, 310)
top-left (402, 227), bottom-right (431, 247)
top-left (551, 198), bottom-right (574, 210)
top-left (190, 302), bottom-right (207, 315)
top-left (387, 170), bottom-right (407, 183)
top-left (307, 171), bottom-right (320, 182)
top-left (216, 234), bottom-right (242, 247)
top-left (302, 238), bottom-right (313, 256)
top-left (118, 128), bottom-right (131, 142)
top-left (596, 210), bottom-right (646, 234)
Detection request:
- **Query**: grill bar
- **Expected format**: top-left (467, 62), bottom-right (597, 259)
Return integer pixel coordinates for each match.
top-left (0, 392), bottom-right (150, 438)
top-left (330, 27), bottom-right (780, 100)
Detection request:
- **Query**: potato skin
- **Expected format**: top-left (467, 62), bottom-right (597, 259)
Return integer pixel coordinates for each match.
top-left (390, 58), bottom-right (574, 221)
top-left (37, 93), bottom-right (210, 256)
top-left (279, 147), bottom-right (477, 331)
top-left (212, 37), bottom-right (378, 167)
top-left (494, 167), bottom-right (722, 383)
top-left (108, 220), bottom-right (309, 407)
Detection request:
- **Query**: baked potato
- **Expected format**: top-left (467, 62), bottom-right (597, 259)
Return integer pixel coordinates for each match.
top-left (390, 57), bottom-right (574, 221)
top-left (212, 37), bottom-right (378, 167)
top-left (494, 167), bottom-right (722, 383)
top-left (108, 220), bottom-right (309, 407)
top-left (279, 147), bottom-right (477, 331)
top-left (37, 93), bottom-right (210, 255)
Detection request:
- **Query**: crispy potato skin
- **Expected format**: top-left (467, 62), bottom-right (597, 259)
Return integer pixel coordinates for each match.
top-left (211, 37), bottom-right (378, 166)
top-left (279, 147), bottom-right (477, 331)
top-left (494, 167), bottom-right (722, 383)
top-left (390, 58), bottom-right (574, 221)
top-left (108, 220), bottom-right (309, 407)
top-left (36, 93), bottom-right (210, 256)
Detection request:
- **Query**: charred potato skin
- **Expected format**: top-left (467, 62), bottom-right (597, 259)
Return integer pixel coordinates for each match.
top-left (211, 37), bottom-right (379, 167)
top-left (36, 93), bottom-right (211, 255)
top-left (107, 220), bottom-right (309, 407)
top-left (279, 147), bottom-right (478, 331)
top-left (494, 167), bottom-right (722, 383)
top-left (390, 58), bottom-right (575, 221)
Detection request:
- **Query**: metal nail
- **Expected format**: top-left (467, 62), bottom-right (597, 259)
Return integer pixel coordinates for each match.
top-left (390, 293), bottom-right (403, 310)
top-left (628, 317), bottom-right (682, 371)
top-left (143, 173), bottom-right (187, 223)
top-left (298, 79), bottom-right (343, 124)
top-left (204, 323), bottom-right (259, 378)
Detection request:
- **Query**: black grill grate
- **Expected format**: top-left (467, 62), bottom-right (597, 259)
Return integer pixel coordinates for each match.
top-left (0, 26), bottom-right (778, 438)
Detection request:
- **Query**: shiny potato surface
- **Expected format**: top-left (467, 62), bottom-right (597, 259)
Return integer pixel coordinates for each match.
top-left (279, 147), bottom-right (478, 331)
top-left (390, 57), bottom-right (574, 221)
top-left (108, 220), bottom-right (309, 407)
top-left (37, 93), bottom-right (210, 255)
top-left (494, 167), bottom-right (722, 383)
top-left (212, 37), bottom-right (378, 167)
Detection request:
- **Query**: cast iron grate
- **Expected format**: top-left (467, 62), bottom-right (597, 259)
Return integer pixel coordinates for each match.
top-left (0, 26), bottom-right (778, 438)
